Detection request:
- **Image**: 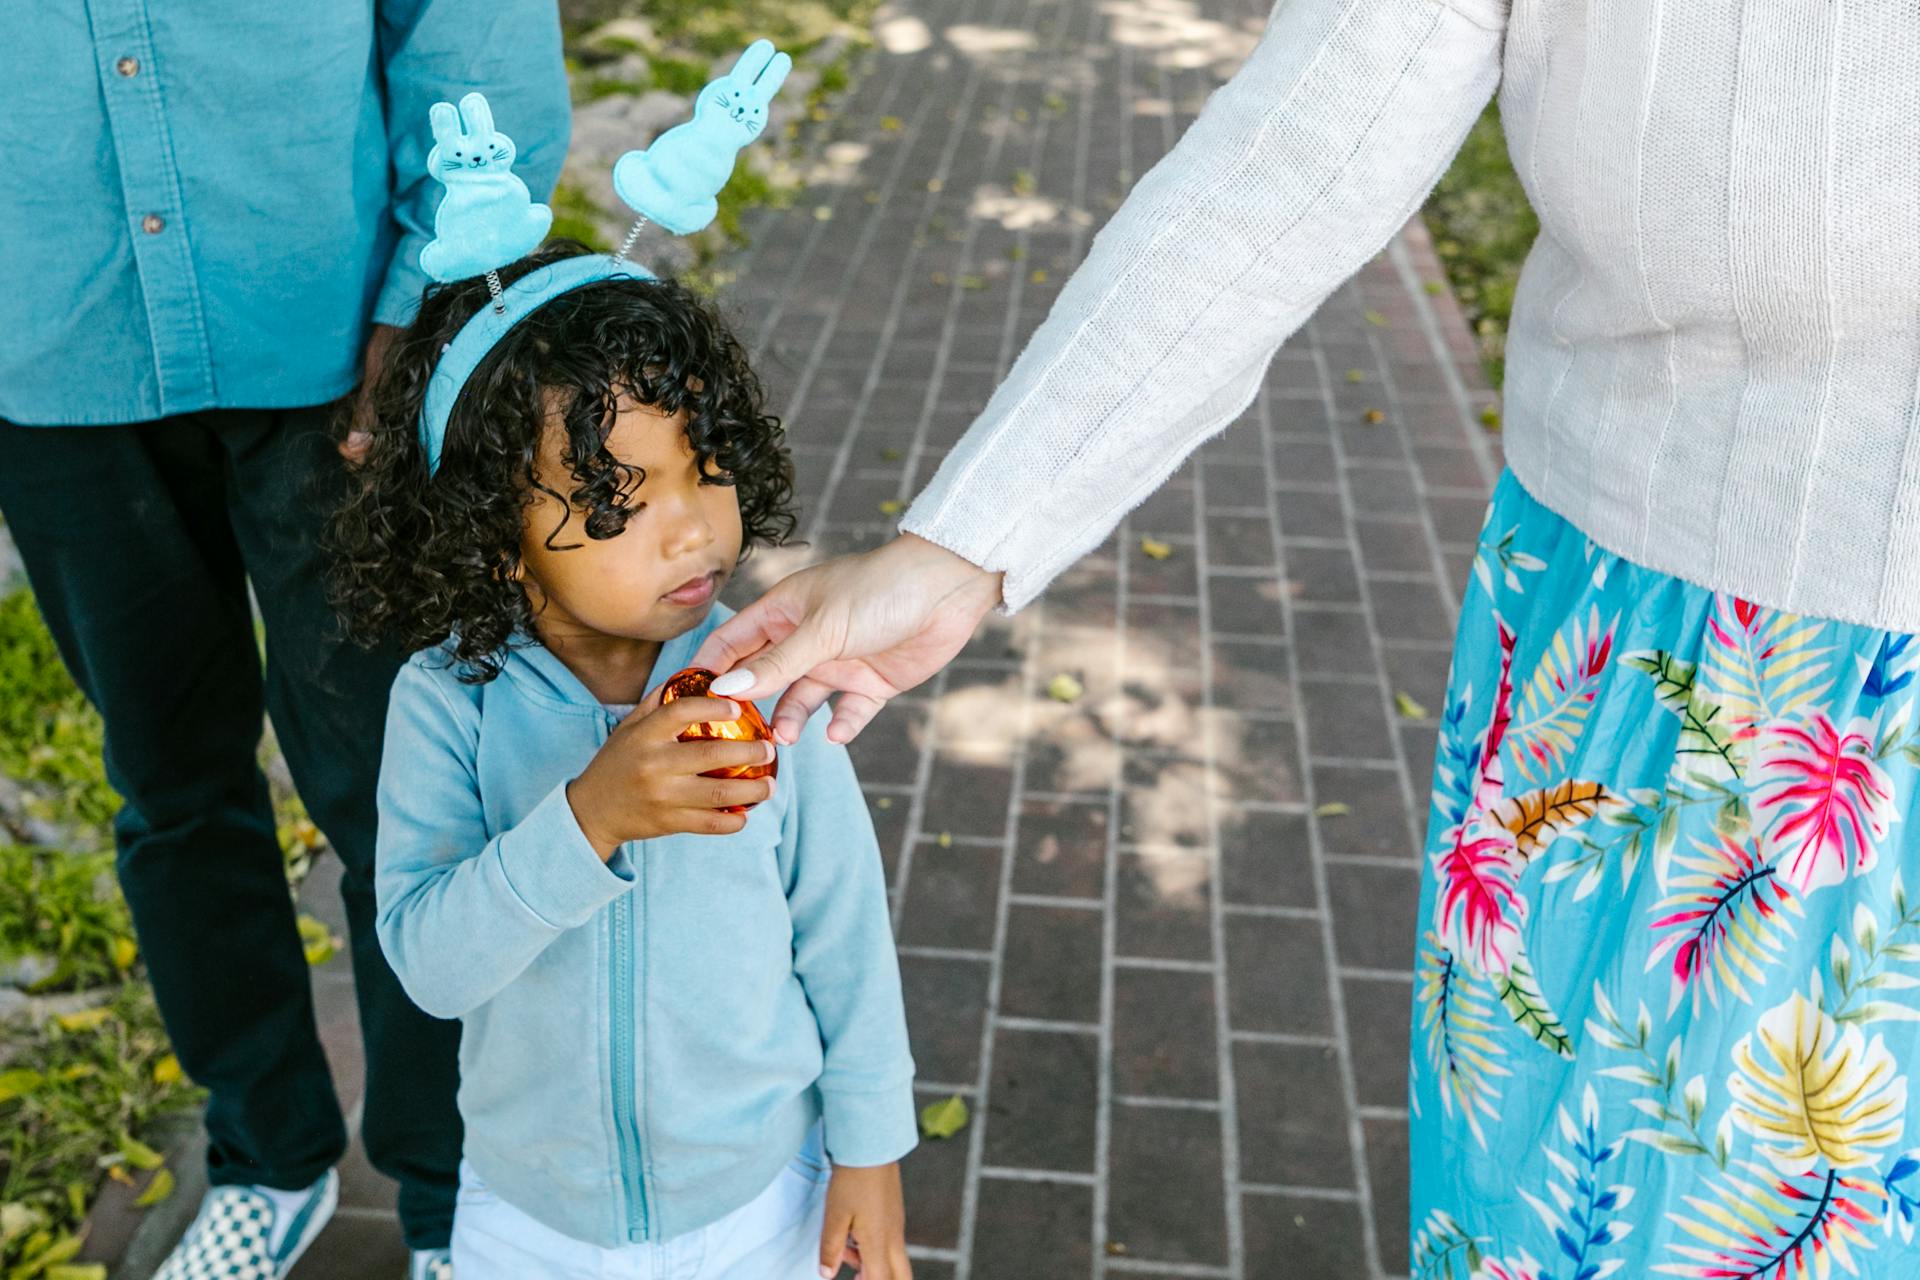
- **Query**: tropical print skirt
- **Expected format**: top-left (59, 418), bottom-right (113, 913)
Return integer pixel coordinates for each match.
top-left (1410, 471), bottom-right (1920, 1280)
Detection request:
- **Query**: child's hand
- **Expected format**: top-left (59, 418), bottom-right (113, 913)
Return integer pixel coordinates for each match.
top-left (565, 687), bottom-right (776, 859)
top-left (818, 1162), bottom-right (910, 1279)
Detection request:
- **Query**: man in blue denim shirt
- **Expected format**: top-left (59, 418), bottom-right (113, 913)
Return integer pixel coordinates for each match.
top-left (0, 5), bottom-right (569, 1277)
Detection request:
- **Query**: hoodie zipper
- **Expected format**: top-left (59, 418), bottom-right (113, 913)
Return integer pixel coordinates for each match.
top-left (605, 712), bottom-right (649, 1242)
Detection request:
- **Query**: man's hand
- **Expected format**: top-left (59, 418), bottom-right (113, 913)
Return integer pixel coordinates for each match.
top-left (339, 323), bottom-right (401, 464)
top-left (690, 533), bottom-right (1005, 747)
top-left (564, 686), bottom-right (776, 860)
top-left (818, 1162), bottom-right (910, 1279)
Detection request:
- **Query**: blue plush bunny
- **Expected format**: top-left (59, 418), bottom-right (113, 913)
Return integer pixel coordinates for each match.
top-left (418, 92), bottom-right (553, 283)
top-left (612, 40), bottom-right (792, 236)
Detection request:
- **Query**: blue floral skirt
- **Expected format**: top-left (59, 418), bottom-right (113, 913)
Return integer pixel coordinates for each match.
top-left (1410, 471), bottom-right (1920, 1280)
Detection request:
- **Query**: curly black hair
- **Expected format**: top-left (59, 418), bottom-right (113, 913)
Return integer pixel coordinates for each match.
top-left (327, 240), bottom-right (799, 682)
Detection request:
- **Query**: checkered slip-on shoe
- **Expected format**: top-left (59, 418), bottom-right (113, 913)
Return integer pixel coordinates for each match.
top-left (409, 1248), bottom-right (452, 1280)
top-left (153, 1170), bottom-right (338, 1280)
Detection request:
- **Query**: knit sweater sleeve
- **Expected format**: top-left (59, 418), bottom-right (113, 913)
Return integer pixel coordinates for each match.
top-left (897, 0), bottom-right (1507, 614)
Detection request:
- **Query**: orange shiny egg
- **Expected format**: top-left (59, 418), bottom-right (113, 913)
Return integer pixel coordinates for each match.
top-left (659, 666), bottom-right (777, 813)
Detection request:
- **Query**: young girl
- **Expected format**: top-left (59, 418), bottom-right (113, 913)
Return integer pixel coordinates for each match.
top-left (329, 240), bottom-right (917, 1280)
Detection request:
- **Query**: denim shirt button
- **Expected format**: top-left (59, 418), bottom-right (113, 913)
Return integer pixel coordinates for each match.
top-left (115, 56), bottom-right (140, 77)
top-left (141, 214), bottom-right (164, 234)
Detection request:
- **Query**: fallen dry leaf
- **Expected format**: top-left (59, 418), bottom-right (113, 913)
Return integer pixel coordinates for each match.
top-left (919, 1094), bottom-right (970, 1139)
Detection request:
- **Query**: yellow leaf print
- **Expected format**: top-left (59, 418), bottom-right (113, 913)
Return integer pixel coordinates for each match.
top-left (1728, 987), bottom-right (1907, 1172)
top-left (1487, 779), bottom-right (1616, 861)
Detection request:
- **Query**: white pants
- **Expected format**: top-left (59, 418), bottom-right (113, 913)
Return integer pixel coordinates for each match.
top-left (450, 1136), bottom-right (830, 1280)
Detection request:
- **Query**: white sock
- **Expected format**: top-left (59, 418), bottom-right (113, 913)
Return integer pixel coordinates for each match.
top-left (255, 1176), bottom-right (327, 1253)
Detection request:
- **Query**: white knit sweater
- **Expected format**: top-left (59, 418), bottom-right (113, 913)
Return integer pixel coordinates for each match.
top-left (899, 0), bottom-right (1920, 632)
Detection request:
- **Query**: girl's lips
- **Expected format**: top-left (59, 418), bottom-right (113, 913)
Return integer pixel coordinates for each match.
top-left (663, 571), bottom-right (718, 605)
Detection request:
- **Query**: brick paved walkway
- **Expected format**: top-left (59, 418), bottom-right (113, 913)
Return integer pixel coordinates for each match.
top-left (240, 2), bottom-right (1501, 1278)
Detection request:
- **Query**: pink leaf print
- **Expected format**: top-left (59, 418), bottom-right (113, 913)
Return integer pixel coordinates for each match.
top-left (1706, 593), bottom-right (1763, 650)
top-left (1645, 832), bottom-right (1797, 1013)
top-left (1583, 616), bottom-right (1614, 679)
top-left (1475, 614), bottom-right (1518, 809)
top-left (1507, 607), bottom-right (1617, 784)
top-left (1754, 714), bottom-right (1895, 894)
top-left (1477, 1253), bottom-right (1547, 1280)
top-left (1656, 1167), bottom-right (1885, 1279)
top-left (1434, 821), bottom-right (1526, 975)
top-left (1433, 614), bottom-right (1527, 975)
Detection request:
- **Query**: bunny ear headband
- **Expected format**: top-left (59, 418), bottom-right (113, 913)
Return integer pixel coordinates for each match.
top-left (415, 38), bottom-right (794, 476)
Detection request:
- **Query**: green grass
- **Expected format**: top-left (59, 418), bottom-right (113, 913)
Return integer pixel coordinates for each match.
top-left (1422, 104), bottom-right (1538, 389)
top-left (575, 55), bottom-right (708, 103)
top-left (0, 846), bottom-right (135, 994)
top-left (1, 983), bottom-right (199, 1276)
top-left (0, 592), bottom-right (118, 843)
top-left (712, 160), bottom-right (789, 244)
top-left (549, 180), bottom-right (613, 253)
top-left (577, 74), bottom-right (648, 104)
top-left (647, 55), bottom-right (710, 96)
top-left (815, 59), bottom-right (849, 95)
top-left (613, 0), bottom-right (865, 57)
top-left (0, 841), bottom-right (196, 1277)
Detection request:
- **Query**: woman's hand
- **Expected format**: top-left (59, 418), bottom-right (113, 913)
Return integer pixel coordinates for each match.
top-left (691, 533), bottom-right (1005, 746)
top-left (564, 687), bottom-right (776, 859)
top-left (818, 1161), bottom-right (910, 1279)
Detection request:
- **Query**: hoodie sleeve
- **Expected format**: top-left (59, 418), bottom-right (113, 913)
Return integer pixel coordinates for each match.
top-left (780, 705), bottom-right (919, 1167)
top-left (374, 657), bottom-right (636, 1019)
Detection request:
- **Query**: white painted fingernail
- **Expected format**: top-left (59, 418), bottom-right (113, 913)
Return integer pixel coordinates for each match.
top-left (709, 669), bottom-right (753, 696)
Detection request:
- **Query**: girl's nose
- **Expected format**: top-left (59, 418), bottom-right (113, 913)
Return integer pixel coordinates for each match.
top-left (663, 508), bottom-right (717, 559)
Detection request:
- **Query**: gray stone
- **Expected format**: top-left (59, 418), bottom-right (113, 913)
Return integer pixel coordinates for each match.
top-left (578, 17), bottom-right (657, 56)
top-left (1, 953), bottom-right (58, 991)
top-left (0, 521), bottom-right (20, 590)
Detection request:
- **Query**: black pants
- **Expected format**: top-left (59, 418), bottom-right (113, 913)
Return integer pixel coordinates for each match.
top-left (0, 407), bottom-right (461, 1249)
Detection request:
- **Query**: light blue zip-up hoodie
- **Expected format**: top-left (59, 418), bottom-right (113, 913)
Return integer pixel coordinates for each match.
top-left (373, 602), bottom-right (917, 1249)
